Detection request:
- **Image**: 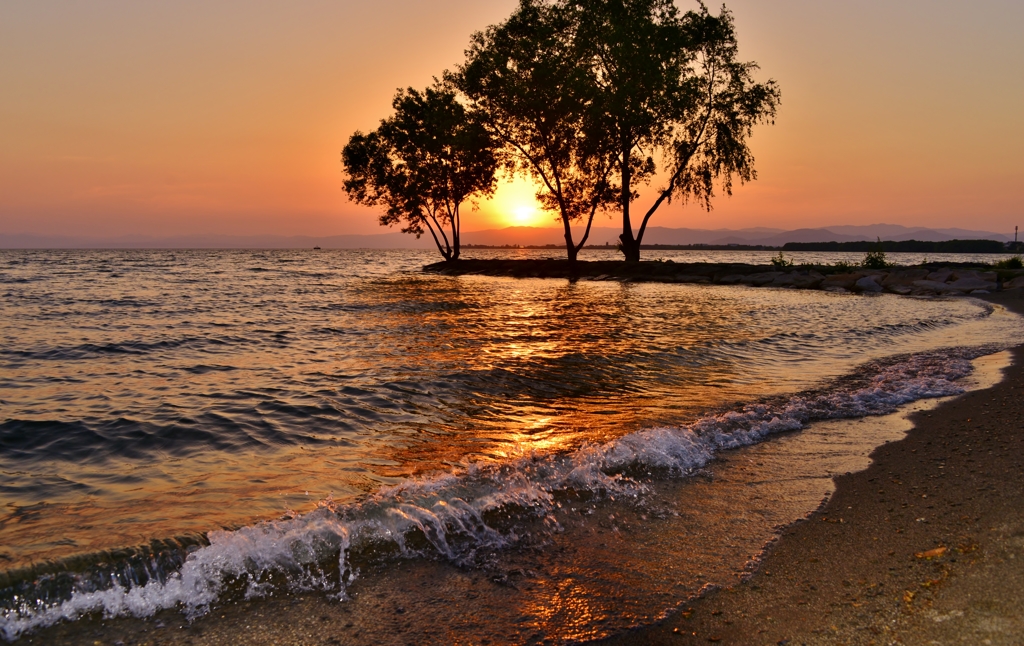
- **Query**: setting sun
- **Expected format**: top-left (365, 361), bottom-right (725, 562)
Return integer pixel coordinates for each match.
top-left (511, 203), bottom-right (538, 224)
top-left (482, 176), bottom-right (550, 228)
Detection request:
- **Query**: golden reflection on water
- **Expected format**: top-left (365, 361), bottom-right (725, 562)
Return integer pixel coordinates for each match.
top-left (525, 576), bottom-right (605, 642)
top-left (366, 277), bottom-right (760, 476)
top-left (1, 250), bottom-right (1017, 570)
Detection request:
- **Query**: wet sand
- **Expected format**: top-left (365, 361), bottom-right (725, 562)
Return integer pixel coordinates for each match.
top-left (602, 291), bottom-right (1024, 646)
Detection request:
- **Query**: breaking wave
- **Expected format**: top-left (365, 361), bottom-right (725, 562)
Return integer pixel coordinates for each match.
top-left (0, 346), bottom-right (997, 640)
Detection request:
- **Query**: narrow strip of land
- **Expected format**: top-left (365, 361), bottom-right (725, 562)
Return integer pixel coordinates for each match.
top-left (599, 290), bottom-right (1024, 645)
top-left (425, 259), bottom-right (1024, 296)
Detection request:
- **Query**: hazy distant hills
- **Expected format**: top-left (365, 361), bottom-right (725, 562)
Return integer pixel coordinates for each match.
top-left (529, 224), bottom-right (1015, 246)
top-left (0, 224), bottom-right (1014, 249)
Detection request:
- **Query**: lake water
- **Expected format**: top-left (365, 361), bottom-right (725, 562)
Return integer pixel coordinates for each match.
top-left (1, 248), bottom-right (1021, 642)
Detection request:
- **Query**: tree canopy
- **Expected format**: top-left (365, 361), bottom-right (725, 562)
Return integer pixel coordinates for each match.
top-left (577, 0), bottom-right (780, 261)
top-left (342, 82), bottom-right (497, 261)
top-left (343, 1), bottom-right (777, 264)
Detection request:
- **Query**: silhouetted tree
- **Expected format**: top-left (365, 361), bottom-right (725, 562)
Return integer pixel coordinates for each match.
top-left (581, 2), bottom-right (779, 261)
top-left (572, 0), bottom-right (685, 261)
top-left (455, 0), bottom-right (619, 263)
top-left (458, 0), bottom-right (778, 262)
top-left (342, 81), bottom-right (497, 261)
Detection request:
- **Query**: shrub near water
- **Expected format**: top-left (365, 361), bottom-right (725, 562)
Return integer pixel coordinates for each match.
top-left (861, 249), bottom-right (893, 269)
top-left (770, 251), bottom-right (793, 269)
top-left (993, 255), bottom-right (1024, 269)
top-left (862, 238), bottom-right (895, 269)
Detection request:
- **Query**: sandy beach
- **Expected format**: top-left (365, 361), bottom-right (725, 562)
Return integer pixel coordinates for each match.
top-left (602, 290), bottom-right (1024, 646)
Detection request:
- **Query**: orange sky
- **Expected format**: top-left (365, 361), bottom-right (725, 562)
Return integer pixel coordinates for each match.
top-left (1, 0), bottom-right (1022, 238)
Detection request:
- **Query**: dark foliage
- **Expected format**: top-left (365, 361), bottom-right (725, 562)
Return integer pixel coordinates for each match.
top-left (345, 1), bottom-right (776, 263)
top-left (456, 1), bottom-right (778, 262)
top-left (342, 82), bottom-right (497, 261)
top-left (575, 0), bottom-right (780, 261)
top-left (454, 0), bottom-right (620, 262)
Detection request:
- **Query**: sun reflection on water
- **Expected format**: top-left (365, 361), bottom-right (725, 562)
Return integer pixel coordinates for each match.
top-left (0, 249), bottom-right (1016, 569)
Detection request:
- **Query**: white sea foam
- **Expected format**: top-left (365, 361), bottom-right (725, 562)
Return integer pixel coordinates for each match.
top-left (0, 348), bottom-right (989, 640)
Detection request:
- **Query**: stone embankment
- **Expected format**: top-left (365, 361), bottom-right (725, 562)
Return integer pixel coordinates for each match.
top-left (424, 259), bottom-right (1024, 296)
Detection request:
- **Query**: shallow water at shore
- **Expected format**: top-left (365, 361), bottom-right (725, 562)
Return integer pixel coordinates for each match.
top-left (21, 351), bottom-right (1012, 645)
top-left (1, 249), bottom-right (1022, 641)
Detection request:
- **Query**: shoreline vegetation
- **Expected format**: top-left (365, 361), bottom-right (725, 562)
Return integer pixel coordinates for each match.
top-left (424, 258), bottom-right (1024, 296)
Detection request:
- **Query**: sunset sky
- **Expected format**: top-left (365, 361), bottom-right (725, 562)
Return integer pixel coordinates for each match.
top-left (1, 0), bottom-right (1022, 239)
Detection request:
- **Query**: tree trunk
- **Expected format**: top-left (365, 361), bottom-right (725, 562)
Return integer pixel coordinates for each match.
top-left (561, 213), bottom-right (578, 263)
top-left (564, 232), bottom-right (578, 262)
top-left (619, 235), bottom-right (641, 262)
top-left (619, 132), bottom-right (641, 262)
top-left (451, 204), bottom-right (461, 261)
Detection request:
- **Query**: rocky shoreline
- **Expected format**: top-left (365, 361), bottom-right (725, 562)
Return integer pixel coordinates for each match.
top-left (424, 259), bottom-right (1024, 296)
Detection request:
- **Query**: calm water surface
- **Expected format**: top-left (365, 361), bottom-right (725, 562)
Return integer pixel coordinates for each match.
top-left (1, 249), bottom-right (1021, 642)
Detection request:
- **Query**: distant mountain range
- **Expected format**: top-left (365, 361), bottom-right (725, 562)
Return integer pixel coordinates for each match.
top-left (0, 224), bottom-right (1015, 249)
top-left (469, 224), bottom-right (1014, 247)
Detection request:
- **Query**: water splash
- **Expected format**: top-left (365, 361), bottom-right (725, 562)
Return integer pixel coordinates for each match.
top-left (0, 346), bottom-right (990, 641)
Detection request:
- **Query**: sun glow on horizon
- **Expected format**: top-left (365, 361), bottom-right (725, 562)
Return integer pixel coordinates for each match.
top-left (511, 203), bottom-right (539, 225)
top-left (2, 2), bottom-right (1022, 238)
top-left (482, 177), bottom-right (551, 229)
